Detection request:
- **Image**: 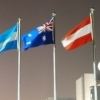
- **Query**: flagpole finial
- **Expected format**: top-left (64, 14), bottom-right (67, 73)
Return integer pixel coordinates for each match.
top-left (90, 7), bottom-right (95, 14)
top-left (18, 18), bottom-right (22, 21)
top-left (52, 12), bottom-right (56, 19)
top-left (52, 12), bottom-right (56, 16)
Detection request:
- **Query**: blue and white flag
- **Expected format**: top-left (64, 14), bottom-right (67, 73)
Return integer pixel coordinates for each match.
top-left (0, 24), bottom-right (18, 53)
top-left (21, 19), bottom-right (54, 50)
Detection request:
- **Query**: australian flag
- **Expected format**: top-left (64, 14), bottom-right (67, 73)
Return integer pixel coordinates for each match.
top-left (21, 19), bottom-right (54, 50)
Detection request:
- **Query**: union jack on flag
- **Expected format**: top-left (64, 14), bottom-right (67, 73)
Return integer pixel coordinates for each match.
top-left (37, 18), bottom-right (53, 33)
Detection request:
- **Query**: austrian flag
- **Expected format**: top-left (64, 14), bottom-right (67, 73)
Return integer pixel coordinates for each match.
top-left (61, 15), bottom-right (93, 51)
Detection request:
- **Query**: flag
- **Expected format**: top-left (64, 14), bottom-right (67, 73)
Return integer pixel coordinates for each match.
top-left (21, 19), bottom-right (54, 50)
top-left (0, 24), bottom-right (18, 53)
top-left (61, 15), bottom-right (93, 51)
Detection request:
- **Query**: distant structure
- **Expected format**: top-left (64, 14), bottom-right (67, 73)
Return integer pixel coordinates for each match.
top-left (46, 97), bottom-right (75, 100)
top-left (46, 73), bottom-right (100, 100)
top-left (76, 73), bottom-right (100, 100)
top-left (46, 97), bottom-right (53, 100)
top-left (76, 73), bottom-right (94, 100)
top-left (90, 86), bottom-right (100, 100)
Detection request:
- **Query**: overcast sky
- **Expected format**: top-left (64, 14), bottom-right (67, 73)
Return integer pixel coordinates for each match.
top-left (0, 1), bottom-right (100, 100)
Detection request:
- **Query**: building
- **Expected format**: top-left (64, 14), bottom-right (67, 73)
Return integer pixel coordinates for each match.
top-left (76, 73), bottom-right (94, 100)
top-left (90, 86), bottom-right (100, 100)
top-left (46, 97), bottom-right (74, 100)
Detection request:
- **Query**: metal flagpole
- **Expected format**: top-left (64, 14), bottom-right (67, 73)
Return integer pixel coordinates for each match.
top-left (17, 18), bottom-right (21, 100)
top-left (90, 8), bottom-right (98, 100)
top-left (52, 12), bottom-right (57, 100)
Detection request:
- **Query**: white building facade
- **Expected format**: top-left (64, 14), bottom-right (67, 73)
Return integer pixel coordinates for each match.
top-left (76, 73), bottom-right (94, 100)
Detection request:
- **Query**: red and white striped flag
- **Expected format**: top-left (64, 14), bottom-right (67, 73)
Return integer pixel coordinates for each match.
top-left (61, 15), bottom-right (93, 51)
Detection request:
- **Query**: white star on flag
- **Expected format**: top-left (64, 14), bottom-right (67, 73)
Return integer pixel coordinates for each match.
top-left (28, 33), bottom-right (32, 37)
top-left (42, 35), bottom-right (46, 41)
top-left (26, 41), bottom-right (31, 45)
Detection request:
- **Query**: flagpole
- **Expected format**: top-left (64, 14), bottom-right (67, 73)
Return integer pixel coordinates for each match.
top-left (90, 8), bottom-right (98, 100)
top-left (17, 18), bottom-right (21, 100)
top-left (52, 12), bottom-right (57, 100)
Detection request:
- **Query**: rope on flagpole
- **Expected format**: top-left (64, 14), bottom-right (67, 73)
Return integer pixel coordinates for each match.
top-left (52, 12), bottom-right (56, 48)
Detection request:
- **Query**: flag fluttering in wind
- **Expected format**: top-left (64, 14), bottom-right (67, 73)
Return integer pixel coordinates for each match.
top-left (21, 18), bottom-right (54, 50)
top-left (0, 24), bottom-right (18, 53)
top-left (61, 15), bottom-right (93, 51)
